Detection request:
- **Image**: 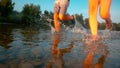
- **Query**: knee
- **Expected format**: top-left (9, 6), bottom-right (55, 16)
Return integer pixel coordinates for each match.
top-left (100, 12), bottom-right (110, 19)
top-left (59, 14), bottom-right (64, 20)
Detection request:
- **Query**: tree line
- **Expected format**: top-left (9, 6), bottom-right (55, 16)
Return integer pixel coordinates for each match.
top-left (0, 0), bottom-right (120, 30)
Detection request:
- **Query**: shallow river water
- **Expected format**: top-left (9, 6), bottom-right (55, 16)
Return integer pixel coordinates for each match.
top-left (0, 24), bottom-right (120, 68)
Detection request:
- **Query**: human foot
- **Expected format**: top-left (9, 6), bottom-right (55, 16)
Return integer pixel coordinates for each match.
top-left (106, 19), bottom-right (113, 30)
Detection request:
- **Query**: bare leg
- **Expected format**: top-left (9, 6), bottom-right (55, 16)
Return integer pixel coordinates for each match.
top-left (59, 13), bottom-right (73, 21)
top-left (88, 0), bottom-right (99, 40)
top-left (100, 0), bottom-right (112, 29)
top-left (54, 13), bottom-right (61, 32)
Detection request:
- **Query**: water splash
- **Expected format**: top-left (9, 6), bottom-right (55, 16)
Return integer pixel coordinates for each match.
top-left (40, 14), bottom-right (88, 35)
top-left (102, 29), bottom-right (111, 39)
top-left (71, 16), bottom-right (87, 34)
top-left (44, 14), bottom-right (112, 43)
top-left (47, 18), bottom-right (88, 35)
top-left (48, 22), bottom-right (56, 34)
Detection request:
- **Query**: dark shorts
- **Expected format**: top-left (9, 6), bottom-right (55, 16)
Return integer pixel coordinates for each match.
top-left (54, 0), bottom-right (69, 15)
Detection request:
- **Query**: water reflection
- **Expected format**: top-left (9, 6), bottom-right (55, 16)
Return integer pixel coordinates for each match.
top-left (21, 28), bottom-right (40, 47)
top-left (46, 33), bottom-right (74, 68)
top-left (83, 41), bottom-right (109, 68)
top-left (0, 24), bottom-right (120, 68)
top-left (0, 25), bottom-right (13, 49)
top-left (0, 25), bottom-right (45, 68)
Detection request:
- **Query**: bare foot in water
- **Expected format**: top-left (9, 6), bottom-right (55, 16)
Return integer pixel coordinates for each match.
top-left (89, 35), bottom-right (99, 42)
top-left (106, 19), bottom-right (113, 30)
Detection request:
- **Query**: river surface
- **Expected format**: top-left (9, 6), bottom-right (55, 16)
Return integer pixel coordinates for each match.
top-left (0, 23), bottom-right (120, 68)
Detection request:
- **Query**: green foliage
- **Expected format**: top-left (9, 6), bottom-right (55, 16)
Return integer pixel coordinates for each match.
top-left (75, 14), bottom-right (84, 22)
top-left (44, 10), bottom-right (49, 16)
top-left (0, 0), bottom-right (14, 17)
top-left (0, 1), bottom-right (120, 31)
top-left (75, 13), bottom-right (86, 28)
top-left (40, 10), bottom-right (54, 28)
top-left (8, 11), bottom-right (22, 23)
top-left (84, 18), bottom-right (89, 29)
top-left (99, 22), bottom-right (105, 30)
top-left (21, 4), bottom-right (41, 24)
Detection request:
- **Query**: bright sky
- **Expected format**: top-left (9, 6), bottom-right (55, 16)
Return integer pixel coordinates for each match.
top-left (12, 0), bottom-right (120, 23)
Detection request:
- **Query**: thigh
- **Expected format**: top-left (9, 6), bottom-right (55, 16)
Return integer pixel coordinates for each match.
top-left (59, 0), bottom-right (69, 15)
top-left (100, 0), bottom-right (112, 15)
top-left (88, 0), bottom-right (99, 16)
top-left (54, 3), bottom-right (60, 14)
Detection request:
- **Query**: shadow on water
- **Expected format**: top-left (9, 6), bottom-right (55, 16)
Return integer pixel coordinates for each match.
top-left (0, 23), bottom-right (120, 68)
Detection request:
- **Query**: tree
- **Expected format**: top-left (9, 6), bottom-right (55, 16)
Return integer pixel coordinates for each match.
top-left (75, 13), bottom-right (86, 28)
top-left (0, 0), bottom-right (14, 17)
top-left (99, 22), bottom-right (105, 30)
top-left (21, 4), bottom-right (41, 24)
top-left (44, 10), bottom-right (49, 16)
top-left (8, 10), bottom-right (22, 23)
top-left (84, 18), bottom-right (89, 29)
